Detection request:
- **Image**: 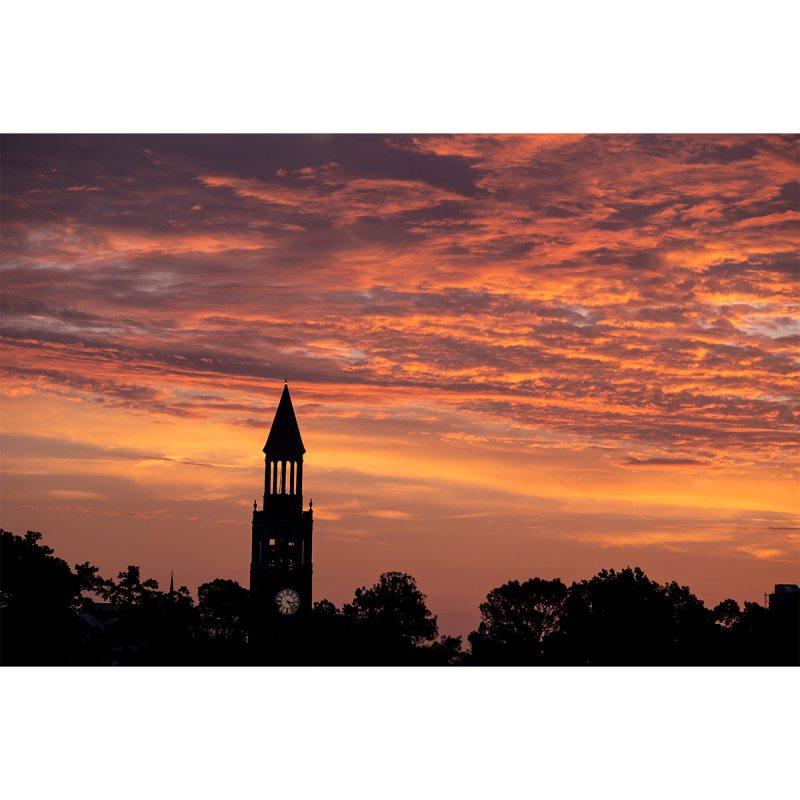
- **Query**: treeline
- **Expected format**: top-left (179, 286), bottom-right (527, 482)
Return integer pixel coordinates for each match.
top-left (1, 529), bottom-right (797, 666)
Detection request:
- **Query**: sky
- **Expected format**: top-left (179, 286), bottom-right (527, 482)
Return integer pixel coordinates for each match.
top-left (1, 134), bottom-right (798, 636)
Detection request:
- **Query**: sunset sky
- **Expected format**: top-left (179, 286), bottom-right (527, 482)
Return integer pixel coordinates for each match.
top-left (1, 134), bottom-right (798, 635)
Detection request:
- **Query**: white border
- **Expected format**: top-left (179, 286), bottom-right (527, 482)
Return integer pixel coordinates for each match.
top-left (1, 667), bottom-right (797, 799)
top-left (1, 1), bottom-right (798, 132)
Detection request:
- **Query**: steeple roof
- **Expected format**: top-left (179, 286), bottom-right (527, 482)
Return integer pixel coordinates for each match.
top-left (263, 382), bottom-right (306, 455)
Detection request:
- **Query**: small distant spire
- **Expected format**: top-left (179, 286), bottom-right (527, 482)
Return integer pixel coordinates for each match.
top-left (284, 377), bottom-right (288, 385)
top-left (253, 499), bottom-right (257, 510)
top-left (169, 570), bottom-right (174, 597)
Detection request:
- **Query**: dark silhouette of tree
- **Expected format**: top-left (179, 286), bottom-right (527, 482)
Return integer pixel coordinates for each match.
top-left (343, 571), bottom-right (438, 651)
top-left (198, 579), bottom-right (249, 639)
top-left (84, 565), bottom-right (197, 665)
top-left (0, 529), bottom-right (82, 665)
top-left (343, 571), bottom-right (438, 644)
top-left (2, 528), bottom-right (797, 666)
top-left (713, 598), bottom-right (741, 629)
top-left (295, 598), bottom-right (347, 665)
top-left (662, 578), bottom-right (717, 663)
top-left (196, 579), bottom-right (249, 664)
top-left (308, 578), bottom-right (460, 665)
top-left (555, 567), bottom-right (715, 665)
top-left (722, 599), bottom-right (799, 666)
top-left (468, 578), bottom-right (567, 665)
top-left (312, 598), bottom-right (339, 617)
top-left (75, 560), bottom-right (113, 598)
top-left (471, 568), bottom-right (732, 666)
top-left (105, 565), bottom-right (161, 606)
top-left (308, 572), bottom-right (463, 665)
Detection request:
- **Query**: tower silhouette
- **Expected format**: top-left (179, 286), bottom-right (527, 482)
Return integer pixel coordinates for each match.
top-left (250, 383), bottom-right (313, 643)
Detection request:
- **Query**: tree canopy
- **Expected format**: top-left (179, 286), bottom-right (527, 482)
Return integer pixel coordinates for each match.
top-left (469, 578), bottom-right (567, 664)
top-left (1, 529), bottom-right (797, 666)
top-left (343, 571), bottom-right (438, 645)
top-left (1, 530), bottom-right (82, 665)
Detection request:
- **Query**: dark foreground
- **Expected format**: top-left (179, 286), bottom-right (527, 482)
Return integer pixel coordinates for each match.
top-left (1, 529), bottom-right (798, 666)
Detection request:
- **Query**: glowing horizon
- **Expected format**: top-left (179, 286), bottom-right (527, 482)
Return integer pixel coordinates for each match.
top-left (1, 134), bottom-right (798, 635)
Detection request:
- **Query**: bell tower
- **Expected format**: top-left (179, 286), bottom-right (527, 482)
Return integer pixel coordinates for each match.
top-left (250, 382), bottom-right (313, 633)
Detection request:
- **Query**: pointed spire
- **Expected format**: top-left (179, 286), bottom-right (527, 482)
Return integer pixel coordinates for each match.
top-left (169, 570), bottom-right (174, 597)
top-left (263, 382), bottom-right (306, 455)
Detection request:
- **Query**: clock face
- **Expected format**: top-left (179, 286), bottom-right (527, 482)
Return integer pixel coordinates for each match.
top-left (275, 588), bottom-right (300, 616)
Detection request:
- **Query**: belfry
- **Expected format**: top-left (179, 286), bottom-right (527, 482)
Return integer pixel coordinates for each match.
top-left (250, 382), bottom-right (313, 629)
